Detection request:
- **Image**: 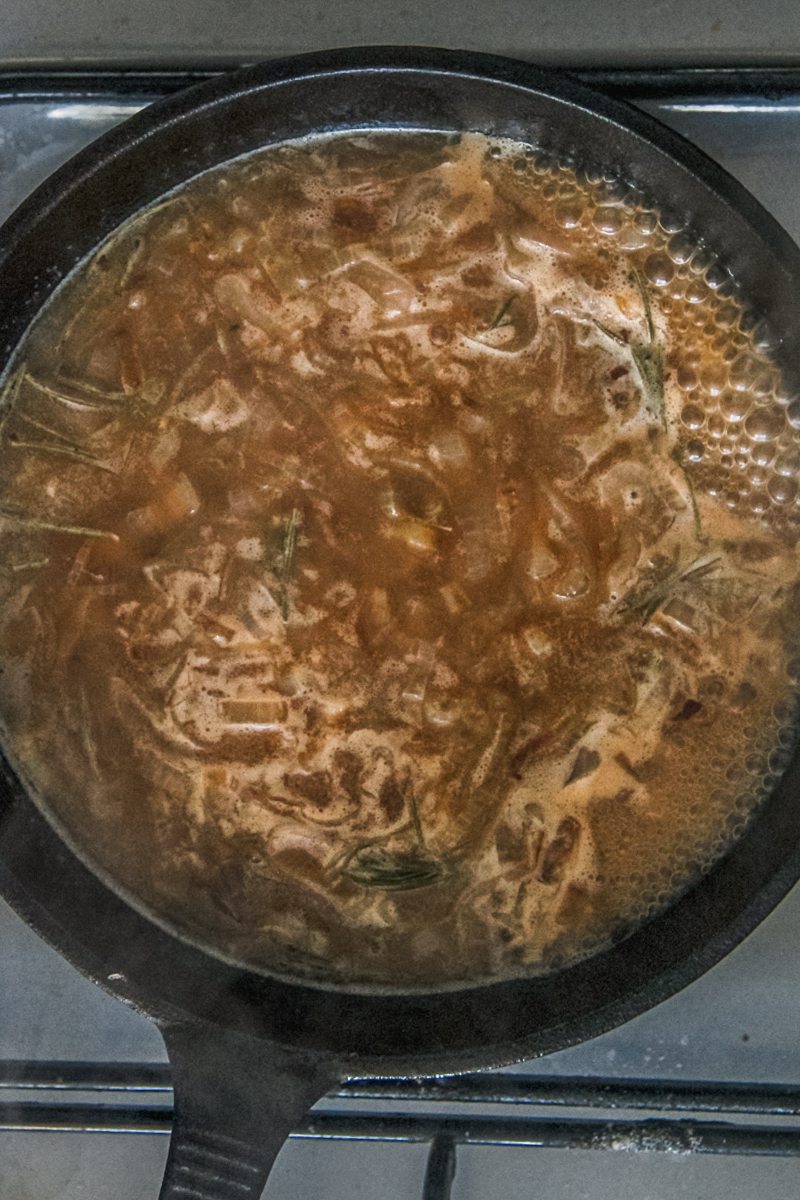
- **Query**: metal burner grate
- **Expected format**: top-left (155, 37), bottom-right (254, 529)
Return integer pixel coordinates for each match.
top-left (4, 1060), bottom-right (800, 1199)
top-left (2, 65), bottom-right (800, 1200)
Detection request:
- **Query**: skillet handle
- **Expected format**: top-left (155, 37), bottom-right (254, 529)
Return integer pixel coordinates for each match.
top-left (158, 1020), bottom-right (340, 1200)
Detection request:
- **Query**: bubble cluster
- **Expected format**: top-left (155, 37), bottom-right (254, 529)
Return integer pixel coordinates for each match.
top-left (474, 136), bottom-right (800, 945)
top-left (0, 127), bottom-right (798, 991)
top-left (480, 135), bottom-right (800, 532)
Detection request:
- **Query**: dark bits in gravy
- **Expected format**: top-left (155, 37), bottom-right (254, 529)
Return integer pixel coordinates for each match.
top-left (0, 131), bottom-right (797, 988)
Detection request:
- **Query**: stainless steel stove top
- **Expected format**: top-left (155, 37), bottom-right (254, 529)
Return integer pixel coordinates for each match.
top-left (2, 71), bottom-right (800, 1200)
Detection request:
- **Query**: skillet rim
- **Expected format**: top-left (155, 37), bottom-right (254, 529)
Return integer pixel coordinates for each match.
top-left (1, 45), bottom-right (799, 1074)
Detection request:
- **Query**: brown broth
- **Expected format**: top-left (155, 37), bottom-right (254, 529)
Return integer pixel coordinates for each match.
top-left (0, 131), bottom-right (798, 988)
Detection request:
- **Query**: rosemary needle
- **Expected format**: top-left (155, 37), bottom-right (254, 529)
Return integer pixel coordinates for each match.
top-left (487, 294), bottom-right (518, 330)
top-left (23, 373), bottom-right (126, 412)
top-left (273, 507), bottom-right (302, 620)
top-left (0, 510), bottom-right (119, 541)
top-left (16, 411), bottom-right (83, 444)
top-left (11, 557), bottom-right (49, 573)
top-left (6, 436), bottom-right (112, 472)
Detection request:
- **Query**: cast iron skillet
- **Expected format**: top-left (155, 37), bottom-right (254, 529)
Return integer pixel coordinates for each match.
top-left (1, 45), bottom-right (800, 1199)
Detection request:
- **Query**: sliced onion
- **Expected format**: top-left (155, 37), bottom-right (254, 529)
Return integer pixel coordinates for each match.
top-left (397, 640), bottom-right (437, 726)
top-left (662, 597), bottom-right (701, 634)
top-left (438, 583), bottom-right (467, 615)
top-left (538, 484), bottom-right (597, 603)
top-left (383, 517), bottom-right (439, 555)
top-left (148, 424), bottom-right (181, 470)
top-left (268, 822), bottom-right (333, 867)
top-left (458, 496), bottom-right (505, 582)
top-left (126, 473), bottom-right (200, 537)
top-left (109, 674), bottom-right (204, 755)
top-left (520, 627), bottom-right (553, 658)
top-left (439, 177), bottom-right (494, 238)
top-left (528, 535), bottom-right (559, 581)
top-left (511, 219), bottom-right (572, 258)
top-left (394, 174), bottom-right (447, 229)
top-left (347, 258), bottom-right (417, 309)
top-left (221, 698), bottom-right (288, 728)
top-left (213, 272), bottom-right (281, 335)
top-left (297, 241), bottom-right (369, 286)
top-left (427, 429), bottom-right (470, 472)
top-left (176, 378), bottom-right (249, 434)
top-left (357, 587), bottom-right (392, 649)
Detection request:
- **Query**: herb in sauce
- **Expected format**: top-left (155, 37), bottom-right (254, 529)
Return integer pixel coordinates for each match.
top-left (487, 293), bottom-right (519, 330)
top-left (0, 130), bottom-right (795, 989)
top-left (271, 507), bottom-right (302, 621)
top-left (594, 270), bottom-right (665, 428)
top-left (342, 846), bottom-right (451, 891)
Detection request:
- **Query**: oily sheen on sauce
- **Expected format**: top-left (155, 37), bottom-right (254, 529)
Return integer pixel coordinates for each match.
top-left (0, 131), bottom-right (798, 988)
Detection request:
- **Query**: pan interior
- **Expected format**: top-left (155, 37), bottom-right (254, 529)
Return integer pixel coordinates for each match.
top-left (0, 119), bottom-right (798, 998)
top-left (0, 53), bottom-right (798, 1061)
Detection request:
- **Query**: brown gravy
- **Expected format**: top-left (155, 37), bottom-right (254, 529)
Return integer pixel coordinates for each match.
top-left (0, 131), bottom-right (797, 988)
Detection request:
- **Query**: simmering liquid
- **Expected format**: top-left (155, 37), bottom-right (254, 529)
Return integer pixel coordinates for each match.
top-left (0, 131), bottom-right (797, 988)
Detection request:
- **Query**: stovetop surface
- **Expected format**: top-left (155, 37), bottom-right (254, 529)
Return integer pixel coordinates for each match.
top-left (2, 69), bottom-right (800, 1200)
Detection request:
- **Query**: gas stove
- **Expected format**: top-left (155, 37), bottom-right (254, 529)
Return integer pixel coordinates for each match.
top-left (2, 66), bottom-right (800, 1200)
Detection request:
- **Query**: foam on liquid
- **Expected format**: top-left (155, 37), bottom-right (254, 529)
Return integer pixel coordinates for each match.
top-left (0, 131), bottom-right (796, 989)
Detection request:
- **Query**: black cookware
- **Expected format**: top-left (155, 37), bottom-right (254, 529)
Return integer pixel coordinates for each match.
top-left (1, 47), bottom-right (799, 1199)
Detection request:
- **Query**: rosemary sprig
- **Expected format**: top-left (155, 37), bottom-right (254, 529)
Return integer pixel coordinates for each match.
top-left (80, 687), bottom-right (101, 778)
top-left (337, 775), bottom-right (452, 891)
top-left (341, 846), bottom-right (450, 891)
top-left (280, 507), bottom-right (300, 577)
top-left (169, 344), bottom-right (215, 404)
top-left (617, 553), bottom-right (721, 624)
